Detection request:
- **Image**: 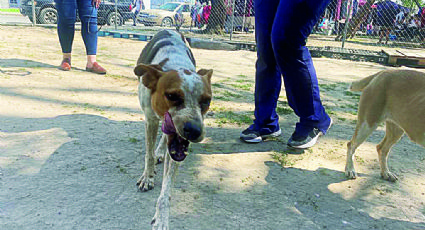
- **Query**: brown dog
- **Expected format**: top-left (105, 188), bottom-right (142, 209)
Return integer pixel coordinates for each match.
top-left (345, 69), bottom-right (425, 181)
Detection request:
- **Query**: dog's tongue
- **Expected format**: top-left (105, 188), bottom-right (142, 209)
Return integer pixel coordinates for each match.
top-left (162, 112), bottom-right (189, 162)
top-left (162, 112), bottom-right (176, 134)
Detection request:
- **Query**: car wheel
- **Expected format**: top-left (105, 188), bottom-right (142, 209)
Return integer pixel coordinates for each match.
top-left (39, 8), bottom-right (58, 24)
top-left (107, 12), bottom-right (123, 26)
top-left (161, 17), bottom-right (173, 27)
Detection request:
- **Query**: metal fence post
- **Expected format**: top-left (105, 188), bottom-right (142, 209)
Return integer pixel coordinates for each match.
top-left (242, 0), bottom-right (247, 32)
top-left (230, 0), bottom-right (235, 40)
top-left (32, 0), bottom-right (36, 26)
top-left (115, 0), bottom-right (118, 30)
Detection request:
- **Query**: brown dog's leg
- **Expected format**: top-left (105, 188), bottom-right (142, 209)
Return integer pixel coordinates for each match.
top-left (137, 117), bottom-right (159, 191)
top-left (346, 121), bottom-right (378, 179)
top-left (377, 121), bottom-right (404, 182)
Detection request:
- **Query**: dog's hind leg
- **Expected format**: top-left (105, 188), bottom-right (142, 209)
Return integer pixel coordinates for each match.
top-left (155, 134), bottom-right (167, 164)
top-left (346, 121), bottom-right (378, 179)
top-left (377, 121), bottom-right (404, 182)
top-left (151, 151), bottom-right (179, 230)
top-left (138, 117), bottom-right (160, 191)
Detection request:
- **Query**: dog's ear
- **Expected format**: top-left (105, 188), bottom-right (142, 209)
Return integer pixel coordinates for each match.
top-left (134, 64), bottom-right (164, 90)
top-left (197, 69), bottom-right (213, 84)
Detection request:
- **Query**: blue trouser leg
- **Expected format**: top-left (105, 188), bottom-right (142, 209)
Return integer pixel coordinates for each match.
top-left (55, 0), bottom-right (98, 55)
top-left (254, 0), bottom-right (331, 136)
top-left (77, 0), bottom-right (98, 55)
top-left (252, 0), bottom-right (281, 135)
top-left (56, 0), bottom-right (77, 54)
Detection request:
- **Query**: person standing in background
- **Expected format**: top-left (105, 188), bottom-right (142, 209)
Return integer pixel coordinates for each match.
top-left (240, 0), bottom-right (332, 148)
top-left (132, 0), bottom-right (143, 26)
top-left (55, 0), bottom-right (107, 74)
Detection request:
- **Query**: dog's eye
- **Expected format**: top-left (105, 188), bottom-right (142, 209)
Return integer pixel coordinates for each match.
top-left (165, 93), bottom-right (183, 105)
top-left (200, 99), bottom-right (211, 112)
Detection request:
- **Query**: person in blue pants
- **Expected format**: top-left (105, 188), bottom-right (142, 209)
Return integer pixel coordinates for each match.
top-left (55, 0), bottom-right (107, 74)
top-left (240, 0), bottom-right (332, 148)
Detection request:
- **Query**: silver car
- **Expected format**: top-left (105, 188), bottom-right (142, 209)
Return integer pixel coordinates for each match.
top-left (138, 2), bottom-right (192, 27)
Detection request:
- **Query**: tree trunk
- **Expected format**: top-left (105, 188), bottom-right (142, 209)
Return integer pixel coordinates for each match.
top-left (205, 0), bottom-right (227, 34)
top-left (336, 0), bottom-right (375, 40)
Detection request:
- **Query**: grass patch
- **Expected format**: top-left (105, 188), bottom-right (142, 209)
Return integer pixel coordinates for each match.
top-left (209, 104), bottom-right (227, 112)
top-left (212, 83), bottom-right (225, 88)
top-left (214, 90), bottom-right (242, 101)
top-left (230, 83), bottom-right (252, 91)
top-left (82, 103), bottom-right (104, 112)
top-left (223, 90), bottom-right (242, 98)
top-left (214, 111), bottom-right (252, 126)
top-left (106, 74), bottom-right (126, 79)
top-left (326, 109), bottom-right (337, 116)
top-left (272, 150), bottom-right (295, 167)
top-left (276, 107), bottom-right (293, 115)
top-left (129, 137), bottom-right (138, 143)
top-left (344, 90), bottom-right (361, 100)
top-left (213, 95), bottom-right (231, 101)
top-left (241, 176), bottom-right (253, 183)
top-left (116, 165), bottom-right (128, 174)
top-left (319, 83), bottom-right (339, 91)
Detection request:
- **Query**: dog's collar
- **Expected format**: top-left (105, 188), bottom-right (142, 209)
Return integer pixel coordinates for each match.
top-left (161, 112), bottom-right (176, 135)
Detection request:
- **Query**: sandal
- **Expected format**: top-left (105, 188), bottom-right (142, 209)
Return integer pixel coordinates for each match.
top-left (59, 58), bottom-right (71, 71)
top-left (86, 62), bottom-right (107, 75)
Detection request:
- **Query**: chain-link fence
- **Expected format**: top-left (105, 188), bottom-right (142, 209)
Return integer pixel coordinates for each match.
top-left (5, 0), bottom-right (425, 50)
top-left (315, 0), bottom-right (425, 49)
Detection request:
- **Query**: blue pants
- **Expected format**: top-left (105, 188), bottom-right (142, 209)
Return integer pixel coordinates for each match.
top-left (55, 0), bottom-right (98, 55)
top-left (253, 0), bottom-right (331, 136)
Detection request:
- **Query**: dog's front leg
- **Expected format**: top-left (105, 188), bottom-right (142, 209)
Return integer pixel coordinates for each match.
top-left (138, 117), bottom-right (159, 191)
top-left (151, 151), bottom-right (179, 230)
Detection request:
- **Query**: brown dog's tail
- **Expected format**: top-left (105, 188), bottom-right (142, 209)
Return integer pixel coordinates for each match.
top-left (350, 72), bottom-right (380, 92)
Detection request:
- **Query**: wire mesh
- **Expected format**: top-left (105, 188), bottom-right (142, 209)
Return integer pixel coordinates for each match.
top-left (315, 0), bottom-right (425, 49)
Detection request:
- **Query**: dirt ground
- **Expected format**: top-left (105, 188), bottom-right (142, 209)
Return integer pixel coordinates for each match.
top-left (0, 25), bottom-right (424, 230)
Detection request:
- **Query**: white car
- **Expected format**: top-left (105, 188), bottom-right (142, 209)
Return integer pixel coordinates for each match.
top-left (138, 2), bottom-right (193, 27)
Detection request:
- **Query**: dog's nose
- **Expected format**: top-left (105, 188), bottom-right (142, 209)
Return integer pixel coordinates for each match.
top-left (183, 122), bottom-right (202, 141)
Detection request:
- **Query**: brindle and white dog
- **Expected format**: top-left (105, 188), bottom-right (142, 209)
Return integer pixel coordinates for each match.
top-left (133, 30), bottom-right (213, 229)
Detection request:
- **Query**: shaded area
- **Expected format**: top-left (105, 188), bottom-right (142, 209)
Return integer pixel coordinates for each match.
top-left (1, 114), bottom-right (424, 229)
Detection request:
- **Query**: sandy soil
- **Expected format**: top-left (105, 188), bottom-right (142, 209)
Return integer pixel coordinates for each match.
top-left (0, 25), bottom-right (424, 230)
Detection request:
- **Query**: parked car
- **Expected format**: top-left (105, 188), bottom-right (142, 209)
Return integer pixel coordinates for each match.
top-left (20, 0), bottom-right (134, 26)
top-left (138, 2), bottom-right (192, 27)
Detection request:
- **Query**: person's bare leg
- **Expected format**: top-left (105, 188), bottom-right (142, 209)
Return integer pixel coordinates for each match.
top-left (63, 53), bottom-right (71, 61)
top-left (86, 55), bottom-right (96, 68)
top-left (85, 54), bottom-right (106, 74)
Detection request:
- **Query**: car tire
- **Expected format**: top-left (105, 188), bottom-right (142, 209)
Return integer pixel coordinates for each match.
top-left (107, 12), bottom-right (123, 26)
top-left (39, 7), bottom-right (58, 24)
top-left (161, 17), bottom-right (173, 27)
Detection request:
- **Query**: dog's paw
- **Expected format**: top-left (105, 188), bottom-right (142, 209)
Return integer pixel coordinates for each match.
top-left (381, 171), bottom-right (398, 182)
top-left (151, 216), bottom-right (168, 230)
top-left (136, 174), bottom-right (154, 192)
top-left (345, 170), bottom-right (357, 179)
